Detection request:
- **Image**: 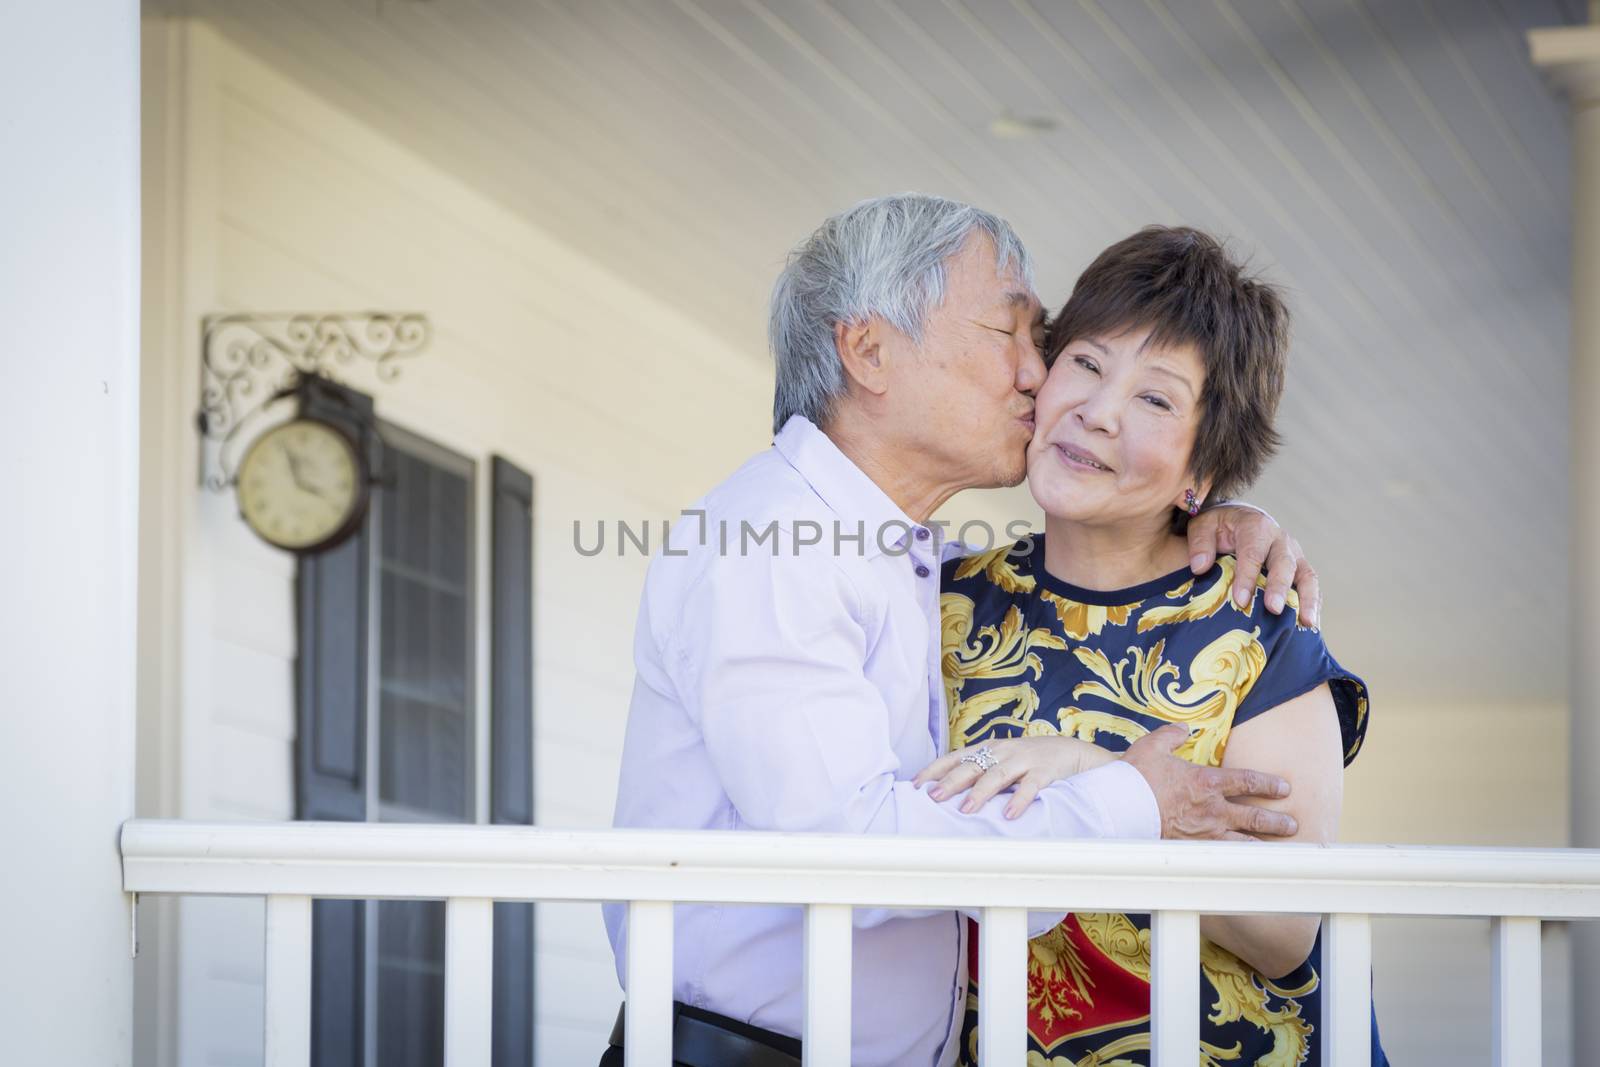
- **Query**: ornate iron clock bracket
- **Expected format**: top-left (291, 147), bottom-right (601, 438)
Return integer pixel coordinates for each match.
top-left (196, 312), bottom-right (431, 490)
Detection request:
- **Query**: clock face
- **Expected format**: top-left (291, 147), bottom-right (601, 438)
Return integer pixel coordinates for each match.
top-left (236, 418), bottom-right (367, 553)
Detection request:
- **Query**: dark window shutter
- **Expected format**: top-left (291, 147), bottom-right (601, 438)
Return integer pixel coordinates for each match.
top-left (295, 378), bottom-right (376, 1067)
top-left (296, 378), bottom-right (375, 821)
top-left (490, 455), bottom-right (536, 1067)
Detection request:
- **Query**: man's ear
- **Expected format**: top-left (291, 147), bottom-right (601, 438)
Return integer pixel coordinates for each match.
top-left (835, 319), bottom-right (890, 396)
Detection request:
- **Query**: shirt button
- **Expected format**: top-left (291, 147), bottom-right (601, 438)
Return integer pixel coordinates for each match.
top-left (915, 563), bottom-right (930, 578)
top-left (914, 526), bottom-right (930, 541)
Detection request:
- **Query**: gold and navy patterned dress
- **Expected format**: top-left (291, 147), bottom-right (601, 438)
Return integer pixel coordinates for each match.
top-left (943, 535), bottom-right (1386, 1067)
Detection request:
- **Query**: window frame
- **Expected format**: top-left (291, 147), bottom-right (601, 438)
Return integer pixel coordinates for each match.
top-left (364, 418), bottom-right (482, 828)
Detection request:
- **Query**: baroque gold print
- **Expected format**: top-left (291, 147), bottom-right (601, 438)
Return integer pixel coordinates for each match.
top-left (1199, 942), bottom-right (1315, 1067)
top-left (1039, 588), bottom-right (1141, 641)
top-left (1007, 935), bottom-right (1314, 1067)
top-left (942, 593), bottom-right (1066, 744)
top-left (1075, 912), bottom-right (1150, 982)
top-left (944, 543), bottom-right (1366, 1067)
top-left (952, 544), bottom-right (1036, 595)
top-left (1137, 556), bottom-right (1247, 633)
top-left (1053, 708), bottom-right (1149, 748)
top-left (1028, 924), bottom-right (1097, 1028)
top-left (1069, 630), bottom-right (1266, 767)
top-left (1019, 1036), bottom-right (1248, 1066)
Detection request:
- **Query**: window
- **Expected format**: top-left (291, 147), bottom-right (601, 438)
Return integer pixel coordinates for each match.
top-left (294, 381), bottom-right (534, 1067)
top-left (371, 427), bottom-right (474, 1067)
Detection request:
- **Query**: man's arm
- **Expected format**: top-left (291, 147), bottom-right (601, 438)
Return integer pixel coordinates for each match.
top-left (663, 546), bottom-right (1154, 933)
top-left (916, 726), bottom-right (1298, 841)
top-left (666, 547), bottom-right (1158, 845)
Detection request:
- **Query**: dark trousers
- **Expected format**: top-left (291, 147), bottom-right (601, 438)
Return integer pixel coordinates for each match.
top-left (598, 1048), bottom-right (684, 1067)
top-left (600, 1002), bottom-right (802, 1067)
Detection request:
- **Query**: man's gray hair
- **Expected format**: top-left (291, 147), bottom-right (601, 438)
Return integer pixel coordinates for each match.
top-left (768, 193), bottom-right (1034, 434)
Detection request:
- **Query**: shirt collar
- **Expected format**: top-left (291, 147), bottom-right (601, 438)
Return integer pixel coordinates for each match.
top-left (773, 415), bottom-right (921, 559)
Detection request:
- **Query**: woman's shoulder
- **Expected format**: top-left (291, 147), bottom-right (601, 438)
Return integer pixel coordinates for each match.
top-left (1186, 555), bottom-right (1371, 766)
top-left (941, 535), bottom-right (1042, 602)
top-left (1123, 554), bottom-right (1303, 640)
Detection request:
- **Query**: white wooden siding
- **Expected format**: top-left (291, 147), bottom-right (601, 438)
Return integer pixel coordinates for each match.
top-left (138, 19), bottom-right (767, 1065)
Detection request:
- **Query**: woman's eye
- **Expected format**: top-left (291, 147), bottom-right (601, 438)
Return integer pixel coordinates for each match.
top-left (1073, 356), bottom-right (1100, 374)
top-left (1141, 394), bottom-right (1173, 411)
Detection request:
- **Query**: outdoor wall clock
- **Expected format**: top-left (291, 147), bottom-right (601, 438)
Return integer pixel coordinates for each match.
top-left (235, 393), bottom-right (370, 554)
top-left (195, 311), bottom-right (431, 556)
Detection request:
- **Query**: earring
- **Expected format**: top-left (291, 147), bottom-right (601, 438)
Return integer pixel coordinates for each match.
top-left (1184, 489), bottom-right (1200, 516)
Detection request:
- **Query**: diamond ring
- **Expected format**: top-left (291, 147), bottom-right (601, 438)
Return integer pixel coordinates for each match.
top-left (958, 745), bottom-right (1000, 773)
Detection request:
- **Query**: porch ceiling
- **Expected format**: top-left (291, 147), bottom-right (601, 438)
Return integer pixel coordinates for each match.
top-left (182, 0), bottom-right (1581, 705)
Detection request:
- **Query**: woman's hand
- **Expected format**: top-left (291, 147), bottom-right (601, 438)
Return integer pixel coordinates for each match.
top-left (913, 735), bottom-right (1118, 819)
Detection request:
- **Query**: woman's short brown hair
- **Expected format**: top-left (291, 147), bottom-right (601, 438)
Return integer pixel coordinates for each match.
top-left (1044, 225), bottom-right (1289, 513)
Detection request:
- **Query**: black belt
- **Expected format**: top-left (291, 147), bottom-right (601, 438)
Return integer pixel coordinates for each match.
top-left (607, 1001), bottom-right (802, 1067)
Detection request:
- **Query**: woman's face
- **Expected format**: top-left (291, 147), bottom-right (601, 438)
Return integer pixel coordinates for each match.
top-left (1026, 324), bottom-right (1208, 527)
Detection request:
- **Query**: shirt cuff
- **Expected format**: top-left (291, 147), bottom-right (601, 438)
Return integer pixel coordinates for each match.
top-left (1200, 499), bottom-right (1278, 528)
top-left (1076, 760), bottom-right (1161, 840)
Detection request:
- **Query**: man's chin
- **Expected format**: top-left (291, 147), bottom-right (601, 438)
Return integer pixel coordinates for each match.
top-left (994, 455), bottom-right (1028, 489)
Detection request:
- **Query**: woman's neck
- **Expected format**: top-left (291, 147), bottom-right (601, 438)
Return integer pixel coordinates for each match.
top-left (1041, 513), bottom-right (1193, 593)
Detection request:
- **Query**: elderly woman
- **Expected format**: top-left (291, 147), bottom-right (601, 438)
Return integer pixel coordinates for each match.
top-left (919, 227), bottom-right (1387, 1066)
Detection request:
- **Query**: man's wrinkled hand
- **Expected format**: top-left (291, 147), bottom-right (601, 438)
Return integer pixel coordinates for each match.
top-left (1122, 724), bottom-right (1297, 842)
top-left (1184, 505), bottom-right (1320, 629)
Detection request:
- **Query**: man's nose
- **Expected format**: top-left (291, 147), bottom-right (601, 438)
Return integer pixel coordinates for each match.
top-left (1017, 341), bottom-right (1047, 395)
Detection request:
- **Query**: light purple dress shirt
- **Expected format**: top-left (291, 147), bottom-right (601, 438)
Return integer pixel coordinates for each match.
top-left (604, 415), bottom-right (1160, 1067)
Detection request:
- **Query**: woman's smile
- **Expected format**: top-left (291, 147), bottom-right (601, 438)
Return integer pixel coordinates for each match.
top-left (1052, 441), bottom-right (1114, 473)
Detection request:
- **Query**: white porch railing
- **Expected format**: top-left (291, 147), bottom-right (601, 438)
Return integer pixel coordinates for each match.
top-left (120, 820), bottom-right (1600, 1067)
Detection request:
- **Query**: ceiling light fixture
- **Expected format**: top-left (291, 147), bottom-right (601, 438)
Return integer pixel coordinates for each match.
top-left (988, 112), bottom-right (1060, 139)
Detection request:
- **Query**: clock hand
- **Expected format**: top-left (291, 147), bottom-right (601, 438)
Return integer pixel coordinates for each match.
top-left (279, 442), bottom-right (313, 492)
top-left (279, 440), bottom-right (348, 510)
top-left (306, 481), bottom-right (342, 506)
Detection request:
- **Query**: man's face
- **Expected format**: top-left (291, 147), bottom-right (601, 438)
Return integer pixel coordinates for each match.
top-left (879, 233), bottom-right (1047, 491)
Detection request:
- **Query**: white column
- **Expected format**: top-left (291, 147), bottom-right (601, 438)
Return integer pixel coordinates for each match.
top-left (0, 2), bottom-right (141, 1066)
top-left (1531, 20), bottom-right (1600, 1057)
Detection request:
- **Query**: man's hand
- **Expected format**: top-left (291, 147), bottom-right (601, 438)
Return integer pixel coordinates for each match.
top-left (1122, 725), bottom-right (1297, 841)
top-left (1185, 505), bottom-right (1320, 628)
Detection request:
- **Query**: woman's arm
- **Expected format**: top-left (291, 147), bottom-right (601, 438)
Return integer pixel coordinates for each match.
top-left (1201, 682), bottom-right (1344, 978)
top-left (914, 735), bottom-right (1119, 818)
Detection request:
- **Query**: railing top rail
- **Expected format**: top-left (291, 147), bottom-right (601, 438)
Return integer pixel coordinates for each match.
top-left (120, 820), bottom-right (1600, 919)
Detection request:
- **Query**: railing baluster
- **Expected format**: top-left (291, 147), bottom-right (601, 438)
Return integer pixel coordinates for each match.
top-left (1492, 916), bottom-right (1542, 1066)
top-left (445, 897), bottom-right (494, 1066)
top-left (112, 821), bottom-right (1600, 1067)
top-left (263, 895), bottom-right (312, 1067)
top-left (978, 907), bottom-right (1028, 1066)
top-left (803, 903), bottom-right (852, 1065)
top-left (1319, 913), bottom-right (1373, 1067)
top-left (1150, 910), bottom-right (1200, 1067)
top-left (626, 900), bottom-right (674, 1067)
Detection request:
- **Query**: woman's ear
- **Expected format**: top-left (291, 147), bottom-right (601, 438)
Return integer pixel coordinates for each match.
top-left (1174, 476), bottom-right (1216, 513)
top-left (835, 319), bottom-right (890, 397)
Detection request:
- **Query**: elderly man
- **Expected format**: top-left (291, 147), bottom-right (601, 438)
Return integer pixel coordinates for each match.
top-left (601, 195), bottom-right (1319, 1067)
